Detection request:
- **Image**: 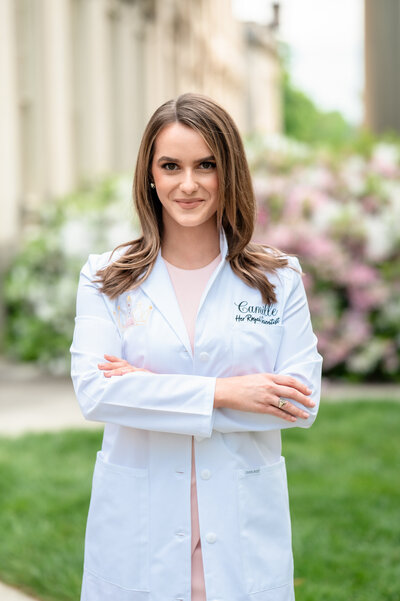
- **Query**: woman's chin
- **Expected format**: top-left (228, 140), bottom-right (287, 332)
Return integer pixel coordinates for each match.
top-left (163, 211), bottom-right (217, 231)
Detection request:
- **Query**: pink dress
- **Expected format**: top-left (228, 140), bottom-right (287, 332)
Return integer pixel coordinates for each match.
top-left (163, 253), bottom-right (221, 601)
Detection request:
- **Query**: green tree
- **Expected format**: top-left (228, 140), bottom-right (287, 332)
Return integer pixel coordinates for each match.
top-left (282, 71), bottom-right (354, 148)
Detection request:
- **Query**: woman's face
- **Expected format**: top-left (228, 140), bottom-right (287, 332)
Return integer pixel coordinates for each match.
top-left (151, 122), bottom-right (219, 232)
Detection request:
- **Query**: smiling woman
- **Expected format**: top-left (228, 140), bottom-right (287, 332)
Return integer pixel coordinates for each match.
top-left (70, 92), bottom-right (322, 601)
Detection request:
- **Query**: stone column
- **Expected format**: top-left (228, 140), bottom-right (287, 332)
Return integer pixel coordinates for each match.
top-left (365, 0), bottom-right (400, 133)
top-left (0, 0), bottom-right (20, 261)
top-left (72, 0), bottom-right (113, 181)
top-left (41, 0), bottom-right (75, 196)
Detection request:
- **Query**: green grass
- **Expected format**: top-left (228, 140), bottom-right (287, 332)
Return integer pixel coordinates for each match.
top-left (0, 429), bottom-right (102, 601)
top-left (284, 400), bottom-right (400, 601)
top-left (0, 401), bottom-right (399, 600)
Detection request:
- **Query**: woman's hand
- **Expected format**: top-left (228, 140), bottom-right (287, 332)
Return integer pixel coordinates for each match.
top-left (98, 354), bottom-right (151, 377)
top-left (214, 373), bottom-right (315, 422)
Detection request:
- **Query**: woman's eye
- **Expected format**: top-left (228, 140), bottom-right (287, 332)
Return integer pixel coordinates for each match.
top-left (162, 163), bottom-right (178, 171)
top-left (199, 161), bottom-right (216, 170)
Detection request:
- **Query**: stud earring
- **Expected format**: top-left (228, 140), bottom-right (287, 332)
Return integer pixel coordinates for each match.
top-left (150, 182), bottom-right (156, 189)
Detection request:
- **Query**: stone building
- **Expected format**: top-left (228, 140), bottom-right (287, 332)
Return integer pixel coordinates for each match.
top-left (0, 0), bottom-right (282, 262)
top-left (364, 0), bottom-right (400, 134)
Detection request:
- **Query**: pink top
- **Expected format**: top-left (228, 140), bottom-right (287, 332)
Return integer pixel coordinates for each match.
top-left (163, 253), bottom-right (221, 601)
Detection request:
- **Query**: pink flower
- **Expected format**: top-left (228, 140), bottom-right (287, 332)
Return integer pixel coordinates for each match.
top-left (257, 206), bottom-right (268, 226)
top-left (348, 285), bottom-right (388, 311)
top-left (345, 264), bottom-right (378, 286)
top-left (342, 310), bottom-right (372, 345)
top-left (261, 224), bottom-right (295, 252)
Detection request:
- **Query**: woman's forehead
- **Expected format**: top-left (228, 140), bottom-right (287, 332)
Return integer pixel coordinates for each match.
top-left (153, 122), bottom-right (212, 159)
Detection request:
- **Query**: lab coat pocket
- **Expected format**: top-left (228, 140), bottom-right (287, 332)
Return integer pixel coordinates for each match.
top-left (236, 457), bottom-right (293, 594)
top-left (232, 323), bottom-right (284, 375)
top-left (84, 451), bottom-right (150, 592)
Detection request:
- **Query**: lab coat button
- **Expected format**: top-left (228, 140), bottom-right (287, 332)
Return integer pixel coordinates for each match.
top-left (199, 351), bottom-right (210, 362)
top-left (205, 532), bottom-right (217, 544)
top-left (201, 469), bottom-right (211, 480)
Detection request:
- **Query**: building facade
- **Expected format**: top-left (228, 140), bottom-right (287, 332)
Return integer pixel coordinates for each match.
top-left (364, 0), bottom-right (400, 135)
top-left (0, 0), bottom-right (282, 263)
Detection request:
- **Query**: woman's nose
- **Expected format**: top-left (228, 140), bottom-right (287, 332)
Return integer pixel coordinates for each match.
top-left (180, 170), bottom-right (199, 194)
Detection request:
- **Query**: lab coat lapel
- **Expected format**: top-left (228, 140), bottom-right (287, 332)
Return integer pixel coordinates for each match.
top-left (196, 228), bottom-right (229, 316)
top-left (141, 252), bottom-right (193, 356)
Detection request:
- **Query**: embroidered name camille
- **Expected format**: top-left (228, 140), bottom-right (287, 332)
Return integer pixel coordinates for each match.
top-left (234, 300), bottom-right (280, 325)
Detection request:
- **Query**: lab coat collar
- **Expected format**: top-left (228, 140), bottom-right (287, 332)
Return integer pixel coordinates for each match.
top-left (140, 228), bottom-right (228, 357)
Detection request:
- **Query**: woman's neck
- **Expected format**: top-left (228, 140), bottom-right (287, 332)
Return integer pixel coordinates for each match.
top-left (161, 220), bottom-right (220, 269)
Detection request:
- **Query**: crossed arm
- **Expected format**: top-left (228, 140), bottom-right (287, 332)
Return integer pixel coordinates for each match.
top-left (98, 354), bottom-right (315, 423)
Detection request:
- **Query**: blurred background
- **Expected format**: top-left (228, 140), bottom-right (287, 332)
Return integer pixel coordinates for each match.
top-left (1, 0), bottom-right (399, 382)
top-left (0, 2), bottom-right (399, 600)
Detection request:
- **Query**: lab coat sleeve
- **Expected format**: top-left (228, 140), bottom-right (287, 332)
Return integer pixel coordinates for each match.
top-left (70, 254), bottom-right (216, 437)
top-left (212, 257), bottom-right (322, 433)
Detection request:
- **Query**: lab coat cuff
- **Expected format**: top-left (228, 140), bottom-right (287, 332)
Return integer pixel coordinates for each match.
top-left (199, 376), bottom-right (217, 439)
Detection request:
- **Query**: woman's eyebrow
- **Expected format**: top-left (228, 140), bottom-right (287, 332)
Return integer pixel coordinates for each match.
top-left (156, 155), bottom-right (215, 164)
top-left (157, 156), bottom-right (179, 164)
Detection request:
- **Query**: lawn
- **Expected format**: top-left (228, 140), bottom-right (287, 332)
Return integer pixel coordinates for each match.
top-left (0, 401), bottom-right (399, 601)
top-left (284, 400), bottom-right (400, 601)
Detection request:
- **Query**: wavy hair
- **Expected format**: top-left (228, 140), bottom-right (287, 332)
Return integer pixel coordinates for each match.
top-left (94, 93), bottom-right (289, 304)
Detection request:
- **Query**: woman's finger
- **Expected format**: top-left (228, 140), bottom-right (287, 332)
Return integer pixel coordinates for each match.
top-left (259, 390), bottom-right (309, 420)
top-left (256, 401), bottom-right (297, 422)
top-left (103, 368), bottom-right (131, 377)
top-left (103, 354), bottom-right (125, 363)
top-left (103, 354), bottom-right (132, 365)
top-left (275, 385), bottom-right (316, 409)
top-left (272, 374), bottom-right (311, 395)
top-left (263, 393), bottom-right (309, 420)
top-left (98, 359), bottom-right (129, 369)
top-left (99, 358), bottom-right (152, 376)
top-left (102, 365), bottom-right (151, 377)
top-left (276, 399), bottom-right (310, 419)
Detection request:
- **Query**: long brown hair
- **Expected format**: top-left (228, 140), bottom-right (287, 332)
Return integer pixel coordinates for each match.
top-left (95, 92), bottom-right (289, 304)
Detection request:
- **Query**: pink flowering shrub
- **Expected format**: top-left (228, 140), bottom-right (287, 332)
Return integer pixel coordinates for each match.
top-left (249, 137), bottom-right (400, 380)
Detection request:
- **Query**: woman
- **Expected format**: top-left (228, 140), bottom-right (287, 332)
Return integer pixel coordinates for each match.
top-left (70, 92), bottom-right (322, 601)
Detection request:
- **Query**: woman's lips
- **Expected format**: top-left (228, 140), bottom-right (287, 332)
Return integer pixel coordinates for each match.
top-left (174, 199), bottom-right (204, 209)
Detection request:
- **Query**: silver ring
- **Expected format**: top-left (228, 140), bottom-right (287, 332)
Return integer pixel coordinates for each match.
top-left (278, 398), bottom-right (288, 409)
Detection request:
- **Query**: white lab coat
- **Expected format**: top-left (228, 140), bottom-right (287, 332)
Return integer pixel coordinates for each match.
top-left (70, 228), bottom-right (322, 601)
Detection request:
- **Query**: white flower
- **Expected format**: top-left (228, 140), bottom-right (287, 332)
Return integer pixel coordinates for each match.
top-left (310, 197), bottom-right (342, 231)
top-left (60, 219), bottom-right (95, 257)
top-left (340, 155), bottom-right (367, 195)
top-left (347, 339), bottom-right (388, 374)
top-left (371, 142), bottom-right (400, 175)
top-left (364, 215), bottom-right (394, 261)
